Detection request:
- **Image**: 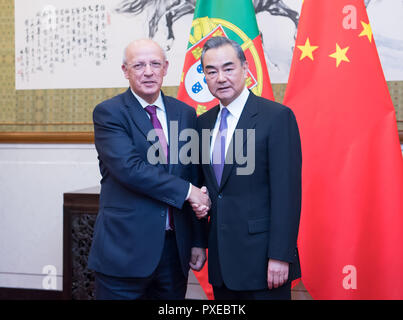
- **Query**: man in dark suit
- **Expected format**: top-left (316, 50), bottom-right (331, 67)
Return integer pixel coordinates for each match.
top-left (88, 39), bottom-right (210, 300)
top-left (195, 36), bottom-right (302, 300)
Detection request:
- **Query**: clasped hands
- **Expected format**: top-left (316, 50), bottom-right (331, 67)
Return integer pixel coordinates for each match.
top-left (188, 184), bottom-right (210, 219)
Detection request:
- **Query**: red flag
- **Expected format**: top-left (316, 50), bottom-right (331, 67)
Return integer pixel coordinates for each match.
top-left (284, 0), bottom-right (403, 299)
top-left (177, 0), bottom-right (274, 299)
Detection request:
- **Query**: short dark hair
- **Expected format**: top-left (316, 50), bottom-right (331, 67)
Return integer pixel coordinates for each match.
top-left (200, 36), bottom-right (246, 67)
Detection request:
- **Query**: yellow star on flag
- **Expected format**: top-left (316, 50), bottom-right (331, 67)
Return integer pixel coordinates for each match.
top-left (359, 21), bottom-right (373, 43)
top-left (196, 104), bottom-right (207, 116)
top-left (329, 43), bottom-right (350, 67)
top-left (297, 38), bottom-right (319, 61)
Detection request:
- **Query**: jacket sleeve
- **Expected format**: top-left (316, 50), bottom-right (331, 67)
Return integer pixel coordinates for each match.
top-left (267, 107), bottom-right (302, 263)
top-left (93, 102), bottom-right (189, 210)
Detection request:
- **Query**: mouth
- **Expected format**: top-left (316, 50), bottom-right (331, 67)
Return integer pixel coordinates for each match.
top-left (142, 81), bottom-right (157, 86)
top-left (217, 87), bottom-right (231, 92)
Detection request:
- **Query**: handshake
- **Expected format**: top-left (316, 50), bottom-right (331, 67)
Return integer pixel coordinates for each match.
top-left (187, 184), bottom-right (211, 219)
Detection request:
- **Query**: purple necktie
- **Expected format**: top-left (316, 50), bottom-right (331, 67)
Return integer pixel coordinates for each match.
top-left (145, 105), bottom-right (168, 162)
top-left (145, 105), bottom-right (174, 230)
top-left (212, 107), bottom-right (229, 186)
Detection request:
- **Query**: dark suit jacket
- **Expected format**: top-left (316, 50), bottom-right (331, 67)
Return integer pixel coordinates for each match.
top-left (88, 88), bottom-right (206, 278)
top-left (197, 92), bottom-right (302, 291)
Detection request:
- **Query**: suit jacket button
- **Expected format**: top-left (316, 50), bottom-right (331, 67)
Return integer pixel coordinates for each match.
top-left (218, 194), bottom-right (223, 199)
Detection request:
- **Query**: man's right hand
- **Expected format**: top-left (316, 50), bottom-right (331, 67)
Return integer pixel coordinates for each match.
top-left (188, 185), bottom-right (211, 219)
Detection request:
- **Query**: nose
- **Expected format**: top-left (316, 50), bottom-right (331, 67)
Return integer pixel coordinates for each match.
top-left (217, 70), bottom-right (226, 82)
top-left (143, 63), bottom-right (153, 75)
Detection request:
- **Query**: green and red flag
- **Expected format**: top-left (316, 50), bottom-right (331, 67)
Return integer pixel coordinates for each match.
top-left (177, 0), bottom-right (274, 117)
top-left (177, 0), bottom-right (274, 300)
top-left (284, 0), bottom-right (403, 299)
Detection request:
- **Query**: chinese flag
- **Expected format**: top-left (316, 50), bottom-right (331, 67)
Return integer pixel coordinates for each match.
top-left (284, 0), bottom-right (403, 299)
top-left (177, 0), bottom-right (274, 299)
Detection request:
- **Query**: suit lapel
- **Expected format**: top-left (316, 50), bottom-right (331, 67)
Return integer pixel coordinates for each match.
top-left (219, 92), bottom-right (258, 191)
top-left (204, 106), bottom-right (221, 192)
top-left (124, 88), bottom-right (154, 141)
top-left (124, 88), bottom-right (168, 170)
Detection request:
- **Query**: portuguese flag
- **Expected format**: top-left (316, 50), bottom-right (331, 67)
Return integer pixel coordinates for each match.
top-left (284, 0), bottom-right (403, 299)
top-left (177, 0), bottom-right (274, 117)
top-left (177, 0), bottom-right (274, 300)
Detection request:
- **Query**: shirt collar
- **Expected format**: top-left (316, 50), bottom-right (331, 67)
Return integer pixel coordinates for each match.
top-left (130, 88), bottom-right (165, 112)
top-left (219, 86), bottom-right (249, 119)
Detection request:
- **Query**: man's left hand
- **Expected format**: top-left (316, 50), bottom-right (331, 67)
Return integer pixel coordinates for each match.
top-left (267, 259), bottom-right (289, 289)
top-left (189, 247), bottom-right (207, 271)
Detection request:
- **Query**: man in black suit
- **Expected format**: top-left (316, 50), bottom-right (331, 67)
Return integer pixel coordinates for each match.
top-left (88, 39), bottom-right (210, 299)
top-left (195, 36), bottom-right (302, 300)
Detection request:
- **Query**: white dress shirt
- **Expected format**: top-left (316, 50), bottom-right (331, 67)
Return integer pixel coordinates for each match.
top-left (131, 89), bottom-right (169, 143)
top-left (210, 87), bottom-right (250, 161)
top-left (130, 89), bottom-right (192, 229)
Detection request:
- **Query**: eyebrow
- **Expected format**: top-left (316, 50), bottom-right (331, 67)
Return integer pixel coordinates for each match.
top-left (132, 59), bottom-right (163, 63)
top-left (205, 61), bottom-right (235, 69)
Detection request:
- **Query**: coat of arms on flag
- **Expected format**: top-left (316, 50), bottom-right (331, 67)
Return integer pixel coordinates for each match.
top-left (178, 16), bottom-right (272, 116)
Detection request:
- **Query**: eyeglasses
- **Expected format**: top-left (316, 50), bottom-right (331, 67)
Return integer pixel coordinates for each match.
top-left (125, 61), bottom-right (164, 72)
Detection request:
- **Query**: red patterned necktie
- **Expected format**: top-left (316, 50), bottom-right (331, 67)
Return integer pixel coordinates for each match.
top-left (145, 105), bottom-right (174, 230)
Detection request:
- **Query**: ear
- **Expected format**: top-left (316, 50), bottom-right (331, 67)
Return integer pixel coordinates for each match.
top-left (242, 60), bottom-right (249, 78)
top-left (163, 60), bottom-right (169, 77)
top-left (122, 64), bottom-right (129, 79)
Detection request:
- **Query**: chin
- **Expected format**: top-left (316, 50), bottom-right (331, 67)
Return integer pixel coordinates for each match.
top-left (141, 88), bottom-right (159, 96)
top-left (217, 94), bottom-right (234, 106)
